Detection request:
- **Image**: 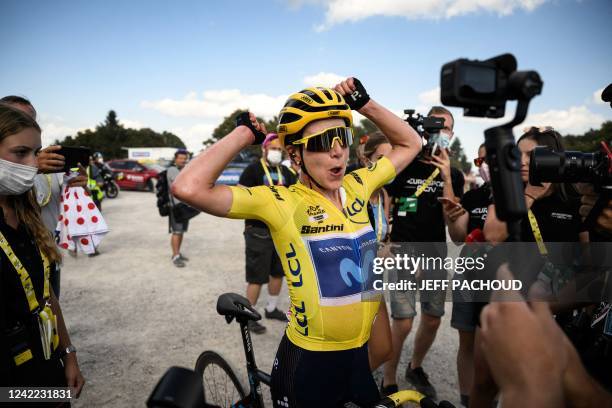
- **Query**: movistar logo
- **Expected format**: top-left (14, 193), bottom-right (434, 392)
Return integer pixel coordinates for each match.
top-left (301, 224), bottom-right (344, 234)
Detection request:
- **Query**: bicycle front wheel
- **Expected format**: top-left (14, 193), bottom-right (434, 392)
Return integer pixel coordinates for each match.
top-left (195, 350), bottom-right (246, 407)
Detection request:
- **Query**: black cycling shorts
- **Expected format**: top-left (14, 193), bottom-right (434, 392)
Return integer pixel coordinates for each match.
top-left (270, 334), bottom-right (380, 408)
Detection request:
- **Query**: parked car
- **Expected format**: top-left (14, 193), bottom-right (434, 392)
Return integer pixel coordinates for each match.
top-left (107, 159), bottom-right (160, 191)
top-left (216, 151), bottom-right (256, 185)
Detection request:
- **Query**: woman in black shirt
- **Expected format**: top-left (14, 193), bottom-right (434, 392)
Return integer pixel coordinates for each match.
top-left (473, 127), bottom-right (587, 408)
top-left (0, 105), bottom-right (84, 402)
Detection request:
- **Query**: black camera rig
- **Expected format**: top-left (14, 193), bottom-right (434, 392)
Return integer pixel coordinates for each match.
top-left (440, 53), bottom-right (543, 240)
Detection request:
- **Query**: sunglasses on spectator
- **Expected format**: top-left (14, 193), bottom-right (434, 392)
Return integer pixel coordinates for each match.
top-left (473, 157), bottom-right (486, 167)
top-left (292, 127), bottom-right (353, 152)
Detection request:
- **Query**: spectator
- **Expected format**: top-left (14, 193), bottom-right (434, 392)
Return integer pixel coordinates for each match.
top-left (0, 104), bottom-right (85, 399)
top-left (238, 133), bottom-right (297, 334)
top-left (382, 106), bottom-right (464, 398)
top-left (167, 149), bottom-right (191, 268)
top-left (0, 96), bottom-right (88, 297)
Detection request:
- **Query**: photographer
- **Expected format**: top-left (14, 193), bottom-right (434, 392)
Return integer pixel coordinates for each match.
top-left (484, 127), bottom-right (586, 245)
top-left (442, 143), bottom-right (491, 407)
top-left (382, 106), bottom-right (464, 398)
top-left (0, 105), bottom-right (84, 400)
top-left (472, 127), bottom-right (589, 408)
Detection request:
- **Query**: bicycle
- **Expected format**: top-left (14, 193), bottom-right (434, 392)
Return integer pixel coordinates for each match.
top-left (191, 293), bottom-right (455, 408)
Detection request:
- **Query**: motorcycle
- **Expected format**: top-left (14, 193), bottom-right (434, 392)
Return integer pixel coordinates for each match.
top-left (100, 165), bottom-right (120, 199)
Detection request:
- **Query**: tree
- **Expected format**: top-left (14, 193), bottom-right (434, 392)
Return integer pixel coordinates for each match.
top-left (562, 121), bottom-right (612, 152)
top-left (58, 110), bottom-right (185, 159)
top-left (450, 137), bottom-right (471, 174)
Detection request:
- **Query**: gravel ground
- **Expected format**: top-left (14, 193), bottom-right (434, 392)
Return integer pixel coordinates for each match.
top-left (60, 191), bottom-right (461, 407)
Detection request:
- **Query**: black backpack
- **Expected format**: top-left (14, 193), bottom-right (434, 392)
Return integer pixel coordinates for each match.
top-left (155, 170), bottom-right (170, 217)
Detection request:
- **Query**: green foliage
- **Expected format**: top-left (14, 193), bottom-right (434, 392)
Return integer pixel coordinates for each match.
top-left (562, 121), bottom-right (612, 152)
top-left (58, 111), bottom-right (185, 159)
top-left (450, 137), bottom-right (471, 174)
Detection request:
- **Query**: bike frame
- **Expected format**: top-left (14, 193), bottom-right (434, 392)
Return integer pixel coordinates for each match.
top-left (231, 318), bottom-right (272, 408)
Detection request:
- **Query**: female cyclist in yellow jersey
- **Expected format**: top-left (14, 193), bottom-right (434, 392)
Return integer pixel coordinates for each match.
top-left (173, 77), bottom-right (421, 407)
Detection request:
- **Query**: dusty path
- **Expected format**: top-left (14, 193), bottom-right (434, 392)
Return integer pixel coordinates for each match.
top-left (60, 191), bottom-right (460, 407)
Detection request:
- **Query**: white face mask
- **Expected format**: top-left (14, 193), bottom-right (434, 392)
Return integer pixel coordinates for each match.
top-left (267, 150), bottom-right (283, 166)
top-left (428, 132), bottom-right (451, 150)
top-left (479, 161), bottom-right (491, 183)
top-left (0, 158), bottom-right (38, 195)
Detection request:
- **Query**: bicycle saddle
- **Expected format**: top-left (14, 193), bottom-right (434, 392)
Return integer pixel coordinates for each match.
top-left (216, 293), bottom-right (262, 323)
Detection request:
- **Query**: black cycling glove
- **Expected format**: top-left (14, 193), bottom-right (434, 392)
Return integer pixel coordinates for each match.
top-left (236, 111), bottom-right (266, 145)
top-left (345, 78), bottom-right (370, 110)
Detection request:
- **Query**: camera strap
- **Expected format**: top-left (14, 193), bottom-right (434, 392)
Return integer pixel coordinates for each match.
top-left (260, 158), bottom-right (283, 186)
top-left (527, 209), bottom-right (548, 256)
top-left (0, 231), bottom-right (59, 360)
top-left (396, 169), bottom-right (440, 216)
top-left (414, 168), bottom-right (440, 198)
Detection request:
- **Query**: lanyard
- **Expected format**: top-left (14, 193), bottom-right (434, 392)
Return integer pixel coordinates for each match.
top-left (527, 209), bottom-right (548, 256)
top-left (374, 192), bottom-right (384, 242)
top-left (413, 168), bottom-right (440, 198)
top-left (260, 158), bottom-right (283, 186)
top-left (0, 230), bottom-right (59, 359)
top-left (0, 231), bottom-right (50, 312)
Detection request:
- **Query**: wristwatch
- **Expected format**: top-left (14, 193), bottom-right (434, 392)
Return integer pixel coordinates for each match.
top-left (59, 344), bottom-right (77, 359)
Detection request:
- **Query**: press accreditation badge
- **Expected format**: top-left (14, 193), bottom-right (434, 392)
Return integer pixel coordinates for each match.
top-left (397, 197), bottom-right (418, 216)
top-left (605, 308), bottom-right (612, 336)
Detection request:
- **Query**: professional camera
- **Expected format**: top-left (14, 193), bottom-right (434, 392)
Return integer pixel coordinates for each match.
top-left (441, 53), bottom-right (543, 118)
top-left (530, 141), bottom-right (612, 186)
top-left (440, 53), bottom-right (543, 233)
top-left (404, 109), bottom-right (445, 157)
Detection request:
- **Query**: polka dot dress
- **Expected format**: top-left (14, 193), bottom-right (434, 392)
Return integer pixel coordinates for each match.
top-left (56, 184), bottom-right (109, 255)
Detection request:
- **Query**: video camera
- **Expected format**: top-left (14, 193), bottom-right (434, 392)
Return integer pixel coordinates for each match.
top-left (440, 53), bottom-right (543, 237)
top-left (404, 109), bottom-right (446, 158)
top-left (441, 54), bottom-right (542, 118)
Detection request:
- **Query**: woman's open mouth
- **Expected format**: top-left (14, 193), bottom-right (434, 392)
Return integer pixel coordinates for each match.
top-left (329, 166), bottom-right (344, 177)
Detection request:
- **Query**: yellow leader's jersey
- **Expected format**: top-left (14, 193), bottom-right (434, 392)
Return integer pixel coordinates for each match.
top-left (228, 157), bottom-right (395, 351)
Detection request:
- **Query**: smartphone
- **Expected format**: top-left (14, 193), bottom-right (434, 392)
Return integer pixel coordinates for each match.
top-left (437, 197), bottom-right (461, 208)
top-left (56, 146), bottom-right (91, 172)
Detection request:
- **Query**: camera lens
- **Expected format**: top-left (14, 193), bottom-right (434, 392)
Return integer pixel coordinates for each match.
top-left (531, 147), bottom-right (601, 184)
top-left (529, 146), bottom-right (563, 184)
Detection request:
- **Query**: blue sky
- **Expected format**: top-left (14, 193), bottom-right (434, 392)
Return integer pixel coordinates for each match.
top-left (1, 0), bottom-right (611, 162)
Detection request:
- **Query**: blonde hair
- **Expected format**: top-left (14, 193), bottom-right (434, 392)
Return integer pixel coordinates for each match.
top-left (0, 105), bottom-right (61, 263)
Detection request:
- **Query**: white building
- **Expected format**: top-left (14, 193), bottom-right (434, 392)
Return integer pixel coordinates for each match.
top-left (123, 147), bottom-right (180, 163)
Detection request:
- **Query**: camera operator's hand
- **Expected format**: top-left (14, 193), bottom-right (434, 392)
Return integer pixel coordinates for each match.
top-left (576, 183), bottom-right (612, 236)
top-left (480, 266), bottom-right (567, 407)
top-left (235, 111), bottom-right (267, 145)
top-left (427, 148), bottom-right (452, 182)
top-left (334, 77), bottom-right (370, 111)
top-left (37, 145), bottom-right (65, 174)
top-left (524, 181), bottom-right (552, 206)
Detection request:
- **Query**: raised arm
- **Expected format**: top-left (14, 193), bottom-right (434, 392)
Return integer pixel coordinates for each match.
top-left (172, 113), bottom-right (266, 216)
top-left (334, 78), bottom-right (422, 175)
